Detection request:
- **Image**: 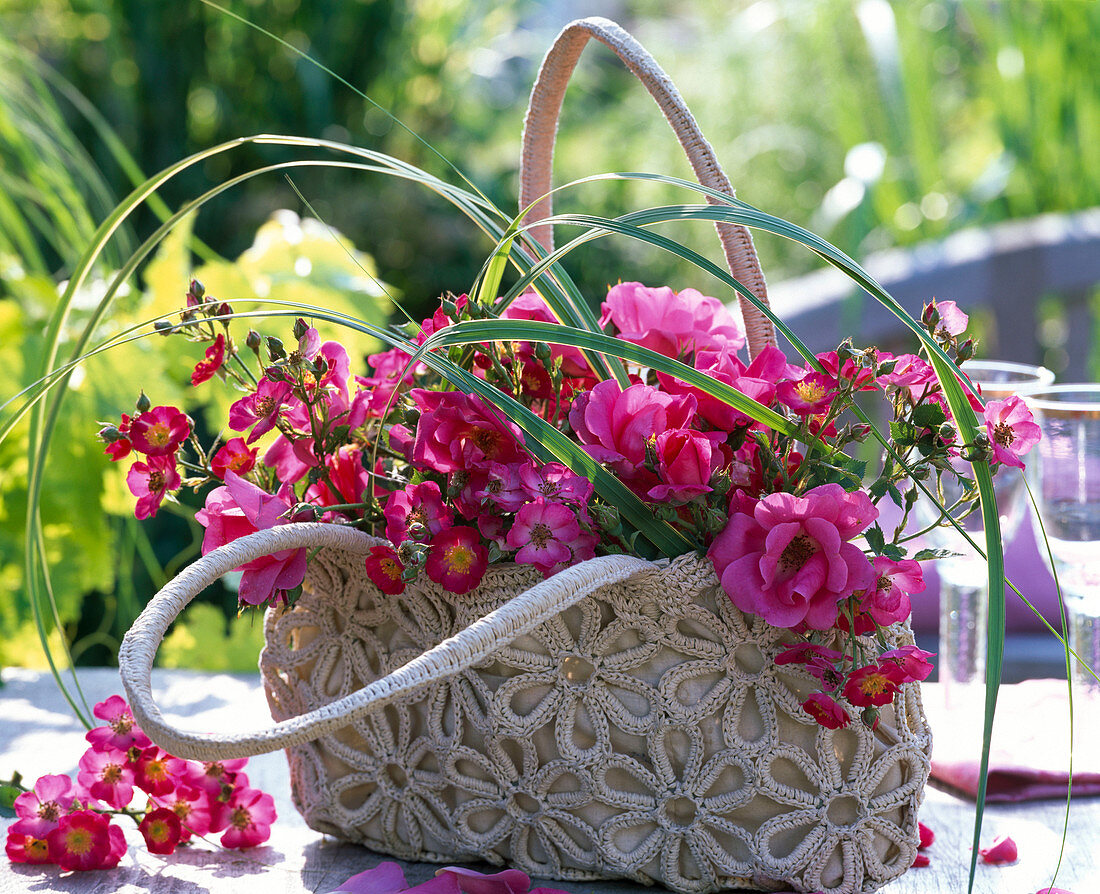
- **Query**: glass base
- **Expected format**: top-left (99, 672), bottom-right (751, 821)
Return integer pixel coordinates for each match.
top-left (939, 579), bottom-right (987, 707)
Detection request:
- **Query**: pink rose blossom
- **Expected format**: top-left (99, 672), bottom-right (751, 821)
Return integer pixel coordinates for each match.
top-left (191, 333), bottom-right (227, 385)
top-left (126, 453), bottom-right (181, 520)
top-left (384, 481), bottom-right (453, 545)
top-left (843, 662), bottom-right (904, 708)
top-left (211, 437), bottom-right (258, 479)
top-left (569, 380), bottom-right (696, 478)
top-left (139, 807), bottom-right (183, 855)
top-left (195, 472), bottom-right (308, 605)
top-left (5, 820), bottom-right (53, 864)
top-left (506, 500), bottom-right (579, 574)
top-left (984, 395), bottom-right (1041, 469)
top-left (262, 433), bottom-right (318, 484)
top-left (304, 445), bottom-right (370, 512)
top-left (801, 692), bottom-right (850, 729)
top-left (13, 774), bottom-right (76, 837)
top-left (469, 462), bottom-right (529, 513)
top-left (777, 370), bottom-right (839, 415)
top-left (364, 544), bottom-right (406, 596)
top-left (228, 377), bottom-right (293, 444)
top-left (86, 695), bottom-right (151, 754)
top-left (929, 299), bottom-right (969, 337)
top-left (46, 811), bottom-right (123, 871)
top-left (220, 786), bottom-right (276, 849)
top-left (600, 281), bottom-right (745, 358)
top-left (979, 834), bottom-right (1018, 864)
top-left (518, 462), bottom-right (593, 505)
top-left (774, 643), bottom-right (845, 687)
top-left (425, 526), bottom-right (488, 594)
top-left (155, 786), bottom-right (212, 841)
top-left (860, 556), bottom-right (925, 628)
top-left (708, 484), bottom-right (878, 630)
top-left (879, 644), bottom-right (935, 683)
top-left (128, 405), bottom-right (191, 456)
top-left (77, 748), bottom-right (135, 809)
top-left (647, 428), bottom-right (724, 503)
top-left (410, 389), bottom-right (526, 474)
top-left (133, 746), bottom-right (184, 797)
top-left (330, 860), bottom-right (574, 894)
top-left (501, 291), bottom-right (592, 378)
top-left (816, 350), bottom-right (878, 391)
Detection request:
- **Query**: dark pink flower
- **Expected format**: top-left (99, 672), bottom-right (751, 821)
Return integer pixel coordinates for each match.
top-left (569, 380), bottom-right (696, 477)
top-left (77, 747), bottom-right (135, 809)
top-left (843, 663), bottom-right (904, 708)
top-left (139, 807), bottom-right (182, 855)
top-left (801, 692), bottom-right (850, 729)
top-left (816, 350), bottom-right (878, 390)
top-left (304, 445), bottom-right (371, 513)
top-left (13, 774), bottom-right (75, 837)
top-left (46, 811), bottom-right (120, 871)
top-left (984, 395), bottom-right (1041, 469)
top-left (194, 472), bottom-right (308, 605)
top-left (86, 695), bottom-right (151, 754)
top-left (600, 281), bottom-right (744, 358)
top-left (777, 369), bottom-right (839, 415)
top-left (211, 437), bottom-right (258, 479)
top-left (127, 452), bottom-right (181, 520)
top-left (330, 861), bottom-right (573, 894)
top-left (979, 834), bottom-right (1018, 864)
top-left (860, 556), bottom-right (925, 627)
top-left (220, 786), bottom-right (276, 849)
top-left (133, 746), bottom-right (185, 797)
top-left (648, 428), bottom-right (724, 503)
top-left (880, 644), bottom-right (935, 683)
top-left (156, 786), bottom-right (211, 841)
top-left (425, 526), bottom-right (488, 594)
top-left (262, 433), bottom-right (318, 485)
top-left (708, 484), bottom-right (878, 630)
top-left (410, 389), bottom-right (526, 474)
top-left (5, 820), bottom-right (53, 864)
top-left (471, 463), bottom-right (529, 513)
top-left (506, 500), bottom-right (579, 574)
top-left (191, 333), bottom-right (227, 385)
top-left (774, 643), bottom-right (845, 686)
top-left (228, 378), bottom-right (293, 444)
top-left (129, 405), bottom-right (191, 456)
top-left (518, 462), bottom-right (593, 505)
top-left (384, 481), bottom-right (453, 545)
top-left (365, 544), bottom-right (406, 595)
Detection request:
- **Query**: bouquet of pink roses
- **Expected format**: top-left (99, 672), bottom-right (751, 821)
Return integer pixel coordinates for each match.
top-left (101, 277), bottom-right (1039, 733)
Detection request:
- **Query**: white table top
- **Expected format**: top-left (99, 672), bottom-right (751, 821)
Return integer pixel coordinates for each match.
top-left (1, 668), bottom-right (1094, 894)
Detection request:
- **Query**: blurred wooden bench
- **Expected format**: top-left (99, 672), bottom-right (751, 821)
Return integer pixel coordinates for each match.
top-left (768, 206), bottom-right (1100, 379)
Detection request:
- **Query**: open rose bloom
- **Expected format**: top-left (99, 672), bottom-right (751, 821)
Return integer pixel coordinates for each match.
top-left (105, 281), bottom-right (1036, 733)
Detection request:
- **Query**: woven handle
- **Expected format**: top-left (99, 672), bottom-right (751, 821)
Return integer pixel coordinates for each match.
top-left (520, 16), bottom-right (775, 359)
top-left (118, 522), bottom-right (653, 760)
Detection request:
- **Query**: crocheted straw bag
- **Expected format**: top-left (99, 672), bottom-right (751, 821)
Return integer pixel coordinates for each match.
top-left (120, 18), bottom-right (932, 894)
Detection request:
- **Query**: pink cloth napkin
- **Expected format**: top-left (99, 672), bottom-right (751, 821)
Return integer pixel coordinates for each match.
top-left (924, 679), bottom-right (1100, 802)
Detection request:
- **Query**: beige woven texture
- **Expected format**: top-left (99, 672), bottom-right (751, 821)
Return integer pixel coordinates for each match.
top-left (519, 16), bottom-right (775, 359)
top-left (121, 523), bottom-right (932, 894)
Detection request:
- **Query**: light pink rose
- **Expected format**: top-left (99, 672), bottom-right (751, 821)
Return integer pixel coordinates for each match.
top-left (600, 281), bottom-right (745, 358)
top-left (862, 556), bottom-right (925, 627)
top-left (708, 484), bottom-right (878, 629)
top-left (194, 472), bottom-right (308, 605)
top-left (984, 395), bottom-right (1041, 469)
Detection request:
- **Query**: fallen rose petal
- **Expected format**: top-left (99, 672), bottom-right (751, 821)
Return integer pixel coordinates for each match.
top-left (979, 834), bottom-right (1018, 864)
top-left (330, 861), bottom-right (410, 894)
top-left (912, 853), bottom-right (931, 868)
top-left (918, 821), bottom-right (935, 849)
top-left (1033, 887), bottom-right (1076, 894)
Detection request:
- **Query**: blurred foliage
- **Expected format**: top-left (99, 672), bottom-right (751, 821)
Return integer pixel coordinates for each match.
top-left (4, 0), bottom-right (1100, 670)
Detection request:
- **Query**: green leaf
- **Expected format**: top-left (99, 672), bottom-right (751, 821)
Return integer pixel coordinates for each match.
top-left (0, 785), bottom-right (20, 817)
top-left (913, 402), bottom-right (947, 429)
top-left (865, 524), bottom-right (886, 555)
top-left (913, 548), bottom-right (963, 561)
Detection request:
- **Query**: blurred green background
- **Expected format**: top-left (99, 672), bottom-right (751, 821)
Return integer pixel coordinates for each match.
top-left (3, 0), bottom-right (1098, 672)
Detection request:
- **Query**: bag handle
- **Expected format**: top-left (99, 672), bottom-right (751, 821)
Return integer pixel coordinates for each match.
top-left (118, 522), bottom-right (653, 761)
top-left (519, 16), bottom-right (776, 359)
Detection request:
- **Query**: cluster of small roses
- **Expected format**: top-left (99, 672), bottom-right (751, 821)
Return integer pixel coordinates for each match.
top-left (776, 642), bottom-right (934, 731)
top-left (5, 696), bottom-right (275, 871)
top-left (99, 400), bottom-right (191, 521)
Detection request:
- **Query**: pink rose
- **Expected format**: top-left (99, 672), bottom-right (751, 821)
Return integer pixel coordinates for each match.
top-left (860, 556), bottom-right (925, 627)
top-left (569, 380), bottom-right (696, 478)
top-left (647, 428), bottom-right (724, 503)
top-left (600, 281), bottom-right (745, 358)
top-left (501, 291), bottom-right (592, 378)
top-left (801, 692), bottom-right (850, 730)
top-left (194, 472), bottom-right (308, 605)
top-left (410, 389), bottom-right (526, 474)
top-left (708, 484), bottom-right (878, 630)
top-left (984, 395), bottom-right (1041, 469)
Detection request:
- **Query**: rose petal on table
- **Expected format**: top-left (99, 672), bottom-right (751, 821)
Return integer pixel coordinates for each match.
top-left (979, 834), bottom-right (1018, 864)
top-left (912, 853), bottom-right (931, 868)
top-left (1033, 888), bottom-right (1076, 894)
top-left (918, 821), bottom-right (935, 849)
top-left (330, 861), bottom-right (410, 894)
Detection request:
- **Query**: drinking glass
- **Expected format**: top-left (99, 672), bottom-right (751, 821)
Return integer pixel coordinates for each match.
top-left (915, 360), bottom-right (1053, 693)
top-left (1022, 385), bottom-right (1100, 694)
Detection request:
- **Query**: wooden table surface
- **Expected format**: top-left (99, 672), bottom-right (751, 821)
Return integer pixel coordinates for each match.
top-left (1, 667), bottom-right (1094, 894)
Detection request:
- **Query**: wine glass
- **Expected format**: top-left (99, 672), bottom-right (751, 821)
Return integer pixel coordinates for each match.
top-left (1021, 384), bottom-right (1100, 694)
top-left (916, 360), bottom-right (1053, 694)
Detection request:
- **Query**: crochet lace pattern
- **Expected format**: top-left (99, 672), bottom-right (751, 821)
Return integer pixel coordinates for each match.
top-left (261, 545), bottom-right (932, 894)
